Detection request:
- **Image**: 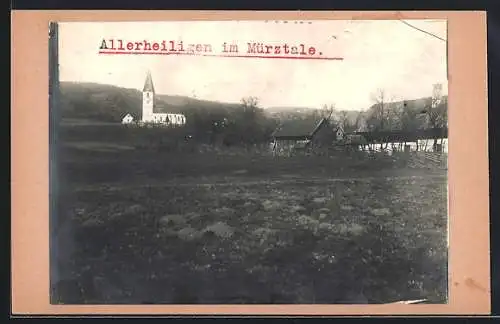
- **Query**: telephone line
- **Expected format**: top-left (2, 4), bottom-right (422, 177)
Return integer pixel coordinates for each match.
top-left (399, 20), bottom-right (447, 42)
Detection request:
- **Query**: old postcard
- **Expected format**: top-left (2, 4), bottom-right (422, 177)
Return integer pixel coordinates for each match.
top-left (50, 19), bottom-right (450, 305)
top-left (12, 10), bottom-right (490, 315)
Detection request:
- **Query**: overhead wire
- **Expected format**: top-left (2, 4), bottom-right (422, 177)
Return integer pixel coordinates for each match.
top-left (399, 19), bottom-right (449, 81)
top-left (399, 20), bottom-right (447, 42)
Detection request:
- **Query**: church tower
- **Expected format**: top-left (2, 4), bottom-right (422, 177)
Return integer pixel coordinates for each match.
top-left (142, 71), bottom-right (155, 122)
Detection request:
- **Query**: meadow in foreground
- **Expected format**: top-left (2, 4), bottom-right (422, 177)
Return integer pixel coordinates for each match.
top-left (54, 147), bottom-right (448, 304)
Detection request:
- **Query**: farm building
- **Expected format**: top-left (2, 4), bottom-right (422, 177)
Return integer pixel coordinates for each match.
top-left (271, 117), bottom-right (344, 154)
top-left (342, 127), bottom-right (448, 152)
top-left (344, 133), bottom-right (369, 147)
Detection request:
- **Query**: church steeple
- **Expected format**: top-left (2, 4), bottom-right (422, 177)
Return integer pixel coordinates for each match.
top-left (142, 70), bottom-right (155, 122)
top-left (143, 70), bottom-right (155, 93)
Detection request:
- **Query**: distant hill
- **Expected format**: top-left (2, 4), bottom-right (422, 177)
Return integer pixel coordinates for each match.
top-left (266, 106), bottom-right (365, 128)
top-left (59, 82), bottom-right (243, 123)
top-left (58, 82), bottom-right (447, 125)
top-left (366, 96), bottom-right (448, 113)
top-left (266, 106), bottom-right (317, 114)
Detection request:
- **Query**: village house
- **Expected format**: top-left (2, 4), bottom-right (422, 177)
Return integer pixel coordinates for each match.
top-left (121, 113), bottom-right (134, 124)
top-left (271, 117), bottom-right (344, 155)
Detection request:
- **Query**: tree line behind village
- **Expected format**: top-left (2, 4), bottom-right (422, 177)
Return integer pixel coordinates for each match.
top-left (61, 80), bottom-right (447, 152)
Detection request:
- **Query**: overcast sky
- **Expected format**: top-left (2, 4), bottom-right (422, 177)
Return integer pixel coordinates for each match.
top-left (59, 20), bottom-right (447, 111)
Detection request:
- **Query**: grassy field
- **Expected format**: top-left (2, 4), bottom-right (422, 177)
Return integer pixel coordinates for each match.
top-left (52, 138), bottom-right (448, 305)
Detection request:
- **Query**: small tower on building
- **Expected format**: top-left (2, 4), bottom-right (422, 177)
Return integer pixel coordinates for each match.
top-left (142, 71), bottom-right (155, 122)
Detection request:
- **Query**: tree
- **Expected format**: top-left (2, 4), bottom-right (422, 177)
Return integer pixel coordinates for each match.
top-left (369, 88), bottom-right (389, 131)
top-left (220, 96), bottom-right (276, 147)
top-left (400, 100), bottom-right (420, 131)
top-left (368, 89), bottom-right (401, 150)
top-left (240, 96), bottom-right (261, 126)
top-left (338, 110), bottom-right (357, 133)
top-left (395, 100), bottom-right (420, 150)
top-left (386, 103), bottom-right (402, 131)
top-left (241, 96), bottom-right (259, 109)
top-left (319, 103), bottom-right (336, 121)
top-left (338, 110), bottom-right (349, 130)
top-left (353, 112), bottom-right (366, 132)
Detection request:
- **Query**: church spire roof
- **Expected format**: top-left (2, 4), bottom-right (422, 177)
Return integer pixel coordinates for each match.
top-left (143, 70), bottom-right (155, 93)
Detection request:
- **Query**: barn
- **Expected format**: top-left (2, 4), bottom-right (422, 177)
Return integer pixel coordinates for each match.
top-left (271, 117), bottom-right (344, 155)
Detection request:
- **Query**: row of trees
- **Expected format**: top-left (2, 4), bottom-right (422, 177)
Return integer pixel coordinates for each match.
top-left (162, 84), bottom-right (448, 148)
top-left (183, 96), bottom-right (278, 146)
top-left (365, 85), bottom-right (448, 133)
top-left (312, 84), bottom-right (448, 135)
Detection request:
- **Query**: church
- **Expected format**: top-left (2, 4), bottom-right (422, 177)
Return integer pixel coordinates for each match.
top-left (122, 71), bottom-right (187, 126)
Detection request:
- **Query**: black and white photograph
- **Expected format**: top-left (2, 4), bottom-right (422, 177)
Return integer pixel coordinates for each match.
top-left (49, 19), bottom-right (449, 305)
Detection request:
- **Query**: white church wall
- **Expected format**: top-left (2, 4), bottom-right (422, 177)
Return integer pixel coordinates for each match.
top-left (149, 113), bottom-right (186, 125)
top-left (167, 113), bottom-right (186, 125)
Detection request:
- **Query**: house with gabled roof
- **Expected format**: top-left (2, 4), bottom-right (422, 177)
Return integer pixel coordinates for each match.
top-left (121, 113), bottom-right (135, 124)
top-left (271, 117), bottom-right (344, 154)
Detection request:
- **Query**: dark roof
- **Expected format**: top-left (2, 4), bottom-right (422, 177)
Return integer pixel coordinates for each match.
top-left (272, 117), bottom-right (331, 139)
top-left (143, 71), bottom-right (155, 93)
top-left (344, 134), bottom-right (369, 145)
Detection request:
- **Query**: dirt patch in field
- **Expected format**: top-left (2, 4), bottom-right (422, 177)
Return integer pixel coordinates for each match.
top-left (64, 142), bottom-right (136, 153)
top-left (54, 172), bottom-right (448, 304)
